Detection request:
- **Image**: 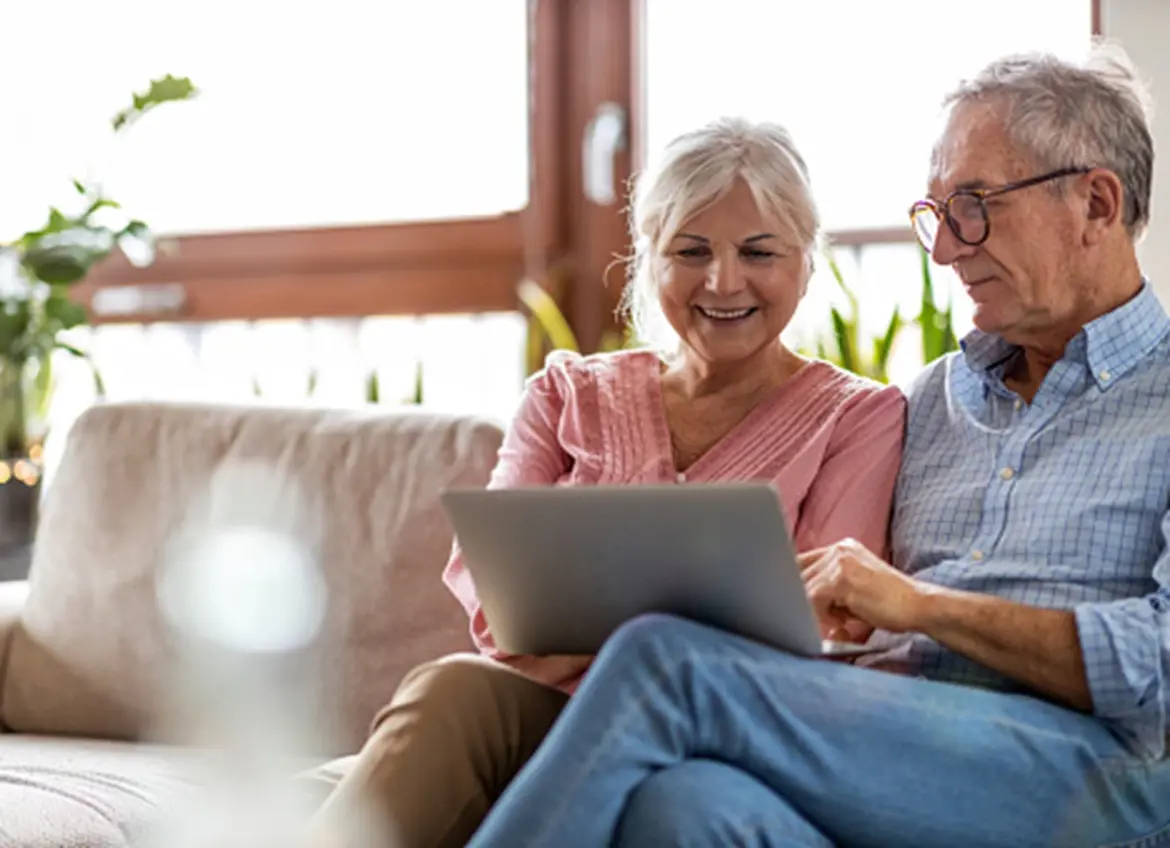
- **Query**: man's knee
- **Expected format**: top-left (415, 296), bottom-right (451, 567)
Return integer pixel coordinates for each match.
top-left (600, 612), bottom-right (780, 680)
top-left (615, 759), bottom-right (830, 848)
top-left (602, 612), bottom-right (710, 663)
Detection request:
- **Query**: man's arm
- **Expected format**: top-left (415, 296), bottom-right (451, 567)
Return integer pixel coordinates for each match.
top-left (799, 540), bottom-right (1094, 709)
top-left (910, 584), bottom-right (1091, 711)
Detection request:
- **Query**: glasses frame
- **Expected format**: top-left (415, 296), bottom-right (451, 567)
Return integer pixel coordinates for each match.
top-left (909, 166), bottom-right (1093, 250)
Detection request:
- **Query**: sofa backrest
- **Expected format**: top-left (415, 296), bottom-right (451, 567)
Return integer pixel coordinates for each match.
top-left (0, 401), bottom-right (503, 754)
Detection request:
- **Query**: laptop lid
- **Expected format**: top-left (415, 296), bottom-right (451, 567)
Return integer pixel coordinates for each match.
top-left (440, 483), bottom-right (827, 657)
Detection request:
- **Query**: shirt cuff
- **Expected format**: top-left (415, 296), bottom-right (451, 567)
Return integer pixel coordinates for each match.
top-left (1074, 597), bottom-right (1166, 759)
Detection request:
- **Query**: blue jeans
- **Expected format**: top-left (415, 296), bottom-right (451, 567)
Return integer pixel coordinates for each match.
top-left (467, 614), bottom-right (1170, 847)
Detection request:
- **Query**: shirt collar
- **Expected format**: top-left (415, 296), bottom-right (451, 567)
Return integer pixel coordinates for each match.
top-left (959, 279), bottom-right (1170, 390)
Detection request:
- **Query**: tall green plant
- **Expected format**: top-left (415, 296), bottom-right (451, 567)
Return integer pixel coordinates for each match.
top-left (0, 75), bottom-right (197, 454)
top-left (917, 246), bottom-right (960, 364)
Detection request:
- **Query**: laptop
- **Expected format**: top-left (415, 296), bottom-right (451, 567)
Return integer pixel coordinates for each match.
top-left (438, 482), bottom-right (875, 659)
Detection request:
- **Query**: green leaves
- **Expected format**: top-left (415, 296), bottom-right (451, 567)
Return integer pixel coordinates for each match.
top-left (875, 307), bottom-right (904, 368)
top-left (918, 247), bottom-right (959, 364)
top-left (0, 302), bottom-right (31, 360)
top-left (112, 74), bottom-right (198, 131)
top-left (44, 288), bottom-right (88, 331)
top-left (54, 341), bottom-right (106, 397)
top-left (815, 249), bottom-right (898, 384)
top-left (519, 279), bottom-right (580, 353)
top-left (22, 243), bottom-right (105, 285)
top-left (116, 219), bottom-right (155, 266)
top-left (0, 72), bottom-right (192, 453)
top-left (805, 245), bottom-right (957, 383)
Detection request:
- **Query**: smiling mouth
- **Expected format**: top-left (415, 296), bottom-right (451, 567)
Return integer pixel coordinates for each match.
top-left (695, 306), bottom-right (758, 321)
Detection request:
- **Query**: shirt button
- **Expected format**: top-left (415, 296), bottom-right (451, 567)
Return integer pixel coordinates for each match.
top-left (1100, 370), bottom-right (1112, 382)
top-left (676, 472), bottom-right (686, 483)
top-left (971, 550), bottom-right (985, 561)
top-left (1013, 398), bottom-right (1023, 411)
top-left (999, 466), bottom-right (1015, 480)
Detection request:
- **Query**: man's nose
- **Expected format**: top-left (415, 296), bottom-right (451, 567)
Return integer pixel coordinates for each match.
top-left (931, 222), bottom-right (978, 266)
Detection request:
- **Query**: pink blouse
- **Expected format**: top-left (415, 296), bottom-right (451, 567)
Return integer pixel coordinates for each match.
top-left (443, 349), bottom-right (906, 691)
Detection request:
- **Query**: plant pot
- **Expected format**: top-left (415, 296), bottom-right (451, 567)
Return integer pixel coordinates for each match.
top-left (0, 455), bottom-right (39, 551)
top-left (0, 356), bottom-right (42, 552)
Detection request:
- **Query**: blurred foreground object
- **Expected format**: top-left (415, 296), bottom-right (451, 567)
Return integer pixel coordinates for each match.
top-left (140, 459), bottom-right (331, 847)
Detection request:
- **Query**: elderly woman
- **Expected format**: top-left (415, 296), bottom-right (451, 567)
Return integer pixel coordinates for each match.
top-left (309, 116), bottom-right (905, 848)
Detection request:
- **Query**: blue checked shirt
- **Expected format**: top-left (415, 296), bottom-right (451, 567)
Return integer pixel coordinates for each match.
top-left (873, 281), bottom-right (1170, 760)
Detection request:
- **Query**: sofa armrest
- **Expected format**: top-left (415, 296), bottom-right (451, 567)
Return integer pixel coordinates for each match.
top-left (0, 580), bottom-right (29, 714)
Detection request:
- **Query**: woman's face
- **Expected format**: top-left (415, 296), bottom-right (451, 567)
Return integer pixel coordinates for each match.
top-left (654, 178), bottom-right (809, 367)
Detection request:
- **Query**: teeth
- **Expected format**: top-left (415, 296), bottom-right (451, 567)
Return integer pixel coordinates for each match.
top-left (698, 306), bottom-right (754, 320)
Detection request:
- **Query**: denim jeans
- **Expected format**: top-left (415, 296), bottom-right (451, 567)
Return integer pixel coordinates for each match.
top-left (467, 614), bottom-right (1170, 848)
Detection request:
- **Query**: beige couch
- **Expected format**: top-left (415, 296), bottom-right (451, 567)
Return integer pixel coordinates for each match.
top-left (0, 400), bottom-right (504, 847)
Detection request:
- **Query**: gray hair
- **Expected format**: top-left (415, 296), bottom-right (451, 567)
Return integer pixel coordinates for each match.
top-left (940, 42), bottom-right (1155, 239)
top-left (620, 117), bottom-right (820, 350)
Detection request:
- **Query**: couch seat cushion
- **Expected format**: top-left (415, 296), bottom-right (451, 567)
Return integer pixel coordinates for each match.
top-left (0, 734), bottom-right (202, 847)
top-left (0, 734), bottom-right (338, 847)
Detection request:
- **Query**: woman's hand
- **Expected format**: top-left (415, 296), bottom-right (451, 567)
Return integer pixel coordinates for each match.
top-left (797, 538), bottom-right (930, 641)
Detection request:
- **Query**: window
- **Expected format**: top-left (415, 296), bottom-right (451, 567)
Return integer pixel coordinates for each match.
top-left (0, 0), bottom-right (529, 240)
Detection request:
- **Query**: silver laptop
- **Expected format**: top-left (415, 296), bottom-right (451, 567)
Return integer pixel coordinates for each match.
top-left (439, 482), bottom-right (874, 659)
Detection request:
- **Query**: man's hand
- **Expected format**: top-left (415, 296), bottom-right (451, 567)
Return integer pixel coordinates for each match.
top-left (798, 539), bottom-right (931, 641)
top-left (798, 539), bottom-right (1092, 711)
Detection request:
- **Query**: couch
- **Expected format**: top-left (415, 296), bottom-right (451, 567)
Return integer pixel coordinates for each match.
top-left (0, 400), bottom-right (504, 847)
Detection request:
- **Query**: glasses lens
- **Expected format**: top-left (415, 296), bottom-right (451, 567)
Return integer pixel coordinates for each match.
top-left (910, 205), bottom-right (939, 251)
top-left (947, 194), bottom-right (988, 245)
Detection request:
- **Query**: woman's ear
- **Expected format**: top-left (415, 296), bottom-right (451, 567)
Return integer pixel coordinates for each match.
top-left (801, 253), bottom-right (815, 299)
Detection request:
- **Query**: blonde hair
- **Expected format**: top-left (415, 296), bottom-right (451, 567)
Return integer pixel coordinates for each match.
top-left (620, 117), bottom-right (820, 350)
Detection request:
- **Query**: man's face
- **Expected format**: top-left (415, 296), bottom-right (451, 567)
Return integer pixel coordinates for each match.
top-left (928, 103), bottom-right (1087, 346)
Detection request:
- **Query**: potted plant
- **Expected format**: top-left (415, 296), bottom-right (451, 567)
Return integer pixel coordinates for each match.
top-left (0, 74), bottom-right (197, 550)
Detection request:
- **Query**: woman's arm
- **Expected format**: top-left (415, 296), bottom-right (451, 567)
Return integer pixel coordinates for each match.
top-left (792, 384), bottom-right (907, 559)
top-left (441, 354), bottom-right (593, 692)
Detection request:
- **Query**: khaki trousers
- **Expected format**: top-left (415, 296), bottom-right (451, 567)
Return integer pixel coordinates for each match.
top-left (312, 654), bottom-right (569, 848)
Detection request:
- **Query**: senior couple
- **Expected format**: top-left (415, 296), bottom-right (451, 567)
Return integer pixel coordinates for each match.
top-left (312, 44), bottom-right (1170, 847)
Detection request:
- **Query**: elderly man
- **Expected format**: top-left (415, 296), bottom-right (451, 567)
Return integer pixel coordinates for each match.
top-left (464, 46), bottom-right (1170, 848)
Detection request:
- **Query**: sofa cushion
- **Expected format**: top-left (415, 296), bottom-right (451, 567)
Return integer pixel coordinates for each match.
top-left (0, 402), bottom-right (502, 754)
top-left (0, 734), bottom-right (200, 847)
top-left (0, 733), bottom-right (331, 847)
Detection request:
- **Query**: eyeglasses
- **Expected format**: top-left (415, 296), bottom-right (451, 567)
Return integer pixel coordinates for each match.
top-left (909, 166), bottom-right (1092, 252)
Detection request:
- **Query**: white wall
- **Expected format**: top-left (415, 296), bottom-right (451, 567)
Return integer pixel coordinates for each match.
top-left (1101, 0), bottom-right (1170, 305)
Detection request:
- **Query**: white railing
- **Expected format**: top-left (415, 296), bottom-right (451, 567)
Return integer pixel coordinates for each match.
top-left (41, 312), bottom-right (530, 479)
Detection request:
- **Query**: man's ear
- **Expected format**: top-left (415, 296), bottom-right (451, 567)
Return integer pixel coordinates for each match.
top-left (1083, 169), bottom-right (1125, 245)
